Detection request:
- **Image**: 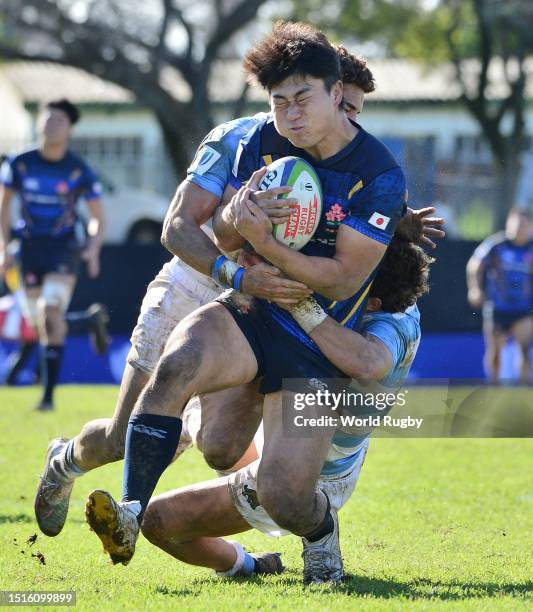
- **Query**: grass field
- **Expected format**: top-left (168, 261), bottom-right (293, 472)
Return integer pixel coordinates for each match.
top-left (0, 385), bottom-right (531, 611)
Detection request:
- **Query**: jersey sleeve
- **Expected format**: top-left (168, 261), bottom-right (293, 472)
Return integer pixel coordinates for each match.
top-left (472, 236), bottom-right (496, 264)
top-left (342, 167), bottom-right (407, 245)
top-left (186, 131), bottom-right (232, 199)
top-left (0, 157), bottom-right (19, 190)
top-left (81, 163), bottom-right (103, 201)
top-left (230, 124), bottom-right (263, 190)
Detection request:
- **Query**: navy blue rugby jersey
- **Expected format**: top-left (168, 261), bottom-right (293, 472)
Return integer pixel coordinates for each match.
top-left (231, 117), bottom-right (407, 336)
top-left (474, 232), bottom-right (533, 313)
top-left (0, 148), bottom-right (102, 239)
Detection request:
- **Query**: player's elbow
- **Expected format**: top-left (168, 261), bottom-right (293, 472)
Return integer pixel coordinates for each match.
top-left (161, 218), bottom-right (186, 256)
top-left (213, 232), bottom-right (244, 253)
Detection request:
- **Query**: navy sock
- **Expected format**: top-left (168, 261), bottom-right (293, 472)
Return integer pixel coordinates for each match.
top-left (122, 414), bottom-right (182, 522)
top-left (6, 341), bottom-right (36, 385)
top-left (41, 344), bottom-right (64, 403)
top-left (303, 494), bottom-right (334, 542)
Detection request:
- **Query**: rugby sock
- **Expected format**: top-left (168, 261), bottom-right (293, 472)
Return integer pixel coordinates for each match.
top-left (51, 439), bottom-right (85, 483)
top-left (302, 493), bottom-right (334, 543)
top-left (41, 344), bottom-right (64, 404)
top-left (121, 413), bottom-right (182, 522)
top-left (216, 541), bottom-right (256, 577)
top-left (5, 341), bottom-right (37, 385)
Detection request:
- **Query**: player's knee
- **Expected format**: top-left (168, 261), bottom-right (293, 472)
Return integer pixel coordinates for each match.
top-left (141, 502), bottom-right (166, 545)
top-left (199, 425), bottom-right (243, 471)
top-left (202, 440), bottom-right (242, 472)
top-left (258, 473), bottom-right (315, 531)
top-left (105, 423), bottom-right (126, 461)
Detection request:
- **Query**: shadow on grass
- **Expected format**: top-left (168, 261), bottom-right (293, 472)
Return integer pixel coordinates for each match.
top-left (0, 514), bottom-right (33, 524)
top-left (154, 573), bottom-right (532, 601)
top-left (320, 574), bottom-right (532, 600)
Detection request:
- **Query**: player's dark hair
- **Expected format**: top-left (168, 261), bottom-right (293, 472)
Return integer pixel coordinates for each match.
top-left (243, 21), bottom-right (341, 92)
top-left (335, 45), bottom-right (376, 93)
top-left (371, 237), bottom-right (434, 313)
top-left (44, 99), bottom-right (80, 125)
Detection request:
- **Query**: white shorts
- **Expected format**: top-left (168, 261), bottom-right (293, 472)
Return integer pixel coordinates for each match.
top-left (228, 440), bottom-right (369, 537)
top-left (127, 257), bottom-right (222, 374)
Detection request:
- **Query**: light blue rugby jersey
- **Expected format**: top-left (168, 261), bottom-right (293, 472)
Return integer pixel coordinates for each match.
top-left (321, 304), bottom-right (421, 476)
top-left (186, 114), bottom-right (270, 196)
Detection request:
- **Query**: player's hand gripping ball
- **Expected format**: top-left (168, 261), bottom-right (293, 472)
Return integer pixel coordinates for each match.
top-left (258, 156), bottom-right (323, 250)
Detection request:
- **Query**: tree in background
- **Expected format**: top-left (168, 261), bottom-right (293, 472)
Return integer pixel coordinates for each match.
top-left (0, 0), bottom-right (268, 176)
top-left (291, 0), bottom-right (532, 225)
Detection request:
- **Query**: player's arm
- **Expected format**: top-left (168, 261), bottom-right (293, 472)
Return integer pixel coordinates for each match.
top-left (312, 317), bottom-right (392, 380)
top-left (0, 184), bottom-right (15, 277)
top-left (212, 184), bottom-right (245, 252)
top-left (82, 198), bottom-right (105, 279)
top-left (233, 187), bottom-right (386, 301)
top-left (163, 180), bottom-right (312, 304)
top-left (161, 180), bottom-right (223, 275)
top-left (213, 181), bottom-right (294, 253)
top-left (288, 299), bottom-right (392, 380)
top-left (466, 250), bottom-right (486, 309)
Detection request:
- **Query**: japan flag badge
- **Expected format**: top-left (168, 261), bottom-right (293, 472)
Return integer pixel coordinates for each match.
top-left (368, 212), bottom-right (390, 230)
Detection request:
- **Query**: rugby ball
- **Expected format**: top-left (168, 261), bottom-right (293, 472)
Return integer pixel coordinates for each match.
top-left (258, 156), bottom-right (322, 250)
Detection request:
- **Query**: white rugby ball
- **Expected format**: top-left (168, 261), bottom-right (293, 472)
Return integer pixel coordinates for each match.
top-left (258, 156), bottom-right (322, 250)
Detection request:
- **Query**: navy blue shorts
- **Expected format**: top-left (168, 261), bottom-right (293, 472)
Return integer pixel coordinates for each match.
top-left (20, 234), bottom-right (81, 288)
top-left (216, 291), bottom-right (347, 395)
top-left (490, 310), bottom-right (532, 332)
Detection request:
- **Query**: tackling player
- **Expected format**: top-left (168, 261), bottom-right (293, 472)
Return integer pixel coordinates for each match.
top-left (135, 236), bottom-right (433, 584)
top-left (0, 99), bottom-right (105, 410)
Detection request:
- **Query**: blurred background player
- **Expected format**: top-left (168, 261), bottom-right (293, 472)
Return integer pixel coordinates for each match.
top-left (0, 244), bottom-right (110, 385)
top-left (467, 207), bottom-right (532, 384)
top-left (0, 99), bottom-right (105, 409)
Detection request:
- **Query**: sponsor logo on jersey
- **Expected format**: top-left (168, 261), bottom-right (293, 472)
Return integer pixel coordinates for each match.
top-left (368, 212), bottom-right (390, 230)
top-left (23, 178), bottom-right (40, 191)
top-left (56, 181), bottom-right (69, 194)
top-left (189, 145), bottom-right (221, 176)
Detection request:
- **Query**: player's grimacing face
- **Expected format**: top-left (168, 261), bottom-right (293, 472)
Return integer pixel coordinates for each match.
top-left (270, 76), bottom-right (342, 149)
top-left (38, 108), bottom-right (72, 145)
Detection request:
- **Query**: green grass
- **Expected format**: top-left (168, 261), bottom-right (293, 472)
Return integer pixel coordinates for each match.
top-left (0, 385), bottom-right (531, 611)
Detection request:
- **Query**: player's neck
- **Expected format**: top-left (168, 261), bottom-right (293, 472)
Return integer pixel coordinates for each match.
top-left (304, 115), bottom-right (358, 160)
top-left (39, 141), bottom-right (68, 162)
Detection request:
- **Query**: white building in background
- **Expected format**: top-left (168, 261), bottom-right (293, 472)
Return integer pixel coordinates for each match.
top-left (0, 58), bottom-right (531, 240)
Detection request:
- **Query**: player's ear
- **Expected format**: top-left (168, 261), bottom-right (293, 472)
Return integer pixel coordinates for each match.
top-left (332, 80), bottom-right (343, 108)
top-left (366, 297), bottom-right (382, 312)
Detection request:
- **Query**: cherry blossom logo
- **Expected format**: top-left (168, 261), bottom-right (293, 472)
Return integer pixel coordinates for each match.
top-left (325, 203), bottom-right (346, 223)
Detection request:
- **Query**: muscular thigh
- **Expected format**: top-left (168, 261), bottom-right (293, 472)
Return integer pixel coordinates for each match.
top-left (149, 303), bottom-right (259, 410)
top-left (258, 391), bottom-right (335, 496)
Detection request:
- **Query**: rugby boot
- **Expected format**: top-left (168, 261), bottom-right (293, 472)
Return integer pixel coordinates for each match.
top-left (85, 490), bottom-right (139, 566)
top-left (302, 509), bottom-right (344, 585)
top-left (87, 303), bottom-right (111, 356)
top-left (247, 552), bottom-right (284, 575)
top-left (34, 438), bottom-right (73, 536)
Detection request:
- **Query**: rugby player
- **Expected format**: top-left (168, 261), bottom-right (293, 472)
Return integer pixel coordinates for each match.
top-left (81, 21), bottom-right (418, 571)
top-left (467, 207), bottom-right (532, 383)
top-left (138, 236), bottom-right (432, 583)
top-left (35, 43), bottom-right (441, 536)
top-left (0, 99), bottom-right (105, 410)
